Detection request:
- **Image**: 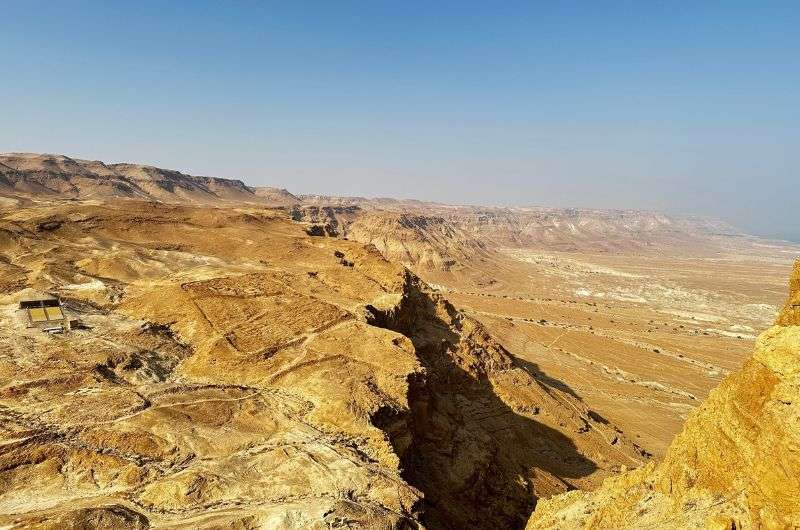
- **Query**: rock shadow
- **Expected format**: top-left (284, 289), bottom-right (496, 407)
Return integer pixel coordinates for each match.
top-left (512, 356), bottom-right (582, 401)
top-left (368, 275), bottom-right (598, 530)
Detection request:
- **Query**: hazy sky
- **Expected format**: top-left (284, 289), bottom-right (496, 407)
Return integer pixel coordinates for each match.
top-left (2, 1), bottom-right (798, 239)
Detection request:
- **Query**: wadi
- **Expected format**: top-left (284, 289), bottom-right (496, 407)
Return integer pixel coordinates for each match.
top-left (0, 154), bottom-right (797, 529)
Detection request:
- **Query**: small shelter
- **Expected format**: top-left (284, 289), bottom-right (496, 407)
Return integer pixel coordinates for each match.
top-left (19, 292), bottom-right (70, 333)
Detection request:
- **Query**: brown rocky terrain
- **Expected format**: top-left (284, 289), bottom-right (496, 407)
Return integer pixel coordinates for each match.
top-left (0, 199), bottom-right (644, 529)
top-left (1, 154), bottom-right (797, 528)
top-left (1, 153), bottom-right (752, 264)
top-left (341, 211), bottom-right (494, 271)
top-left (526, 260), bottom-right (800, 529)
top-left (297, 194), bottom-right (742, 253)
top-left (291, 197), bottom-right (796, 463)
top-left (0, 153), bottom-right (298, 206)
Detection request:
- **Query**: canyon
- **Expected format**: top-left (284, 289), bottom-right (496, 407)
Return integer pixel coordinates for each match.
top-left (0, 153), bottom-right (797, 529)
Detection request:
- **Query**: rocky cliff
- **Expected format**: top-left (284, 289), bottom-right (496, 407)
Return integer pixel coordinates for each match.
top-left (344, 212), bottom-right (494, 271)
top-left (527, 259), bottom-right (800, 529)
top-left (777, 260), bottom-right (800, 326)
top-left (0, 153), bottom-right (299, 206)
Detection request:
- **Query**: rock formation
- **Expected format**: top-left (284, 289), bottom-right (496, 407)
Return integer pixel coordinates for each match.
top-left (343, 212), bottom-right (493, 270)
top-left (2, 153), bottom-right (795, 529)
top-left (777, 260), bottom-right (800, 326)
top-left (0, 153), bottom-right (299, 206)
top-left (526, 259), bottom-right (800, 529)
top-left (0, 199), bottom-right (643, 529)
top-left (2, 153), bottom-right (752, 272)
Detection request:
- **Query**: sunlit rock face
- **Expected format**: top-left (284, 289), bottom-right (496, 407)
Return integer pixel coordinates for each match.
top-left (0, 152), bottom-right (299, 205)
top-left (776, 261), bottom-right (800, 326)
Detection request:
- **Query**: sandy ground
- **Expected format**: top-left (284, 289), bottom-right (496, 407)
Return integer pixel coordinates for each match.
top-left (418, 243), bottom-right (798, 457)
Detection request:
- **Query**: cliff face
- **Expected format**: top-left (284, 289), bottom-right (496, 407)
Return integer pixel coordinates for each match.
top-left (527, 259), bottom-right (800, 530)
top-left (777, 260), bottom-right (800, 326)
top-left (344, 212), bottom-right (493, 271)
top-left (436, 208), bottom-right (740, 252)
top-left (0, 153), bottom-right (299, 205)
top-left (287, 206), bottom-right (495, 271)
top-left (365, 272), bottom-right (649, 529)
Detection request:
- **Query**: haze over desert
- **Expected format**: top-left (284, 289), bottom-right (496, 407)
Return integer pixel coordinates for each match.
top-left (3, 2), bottom-right (799, 529)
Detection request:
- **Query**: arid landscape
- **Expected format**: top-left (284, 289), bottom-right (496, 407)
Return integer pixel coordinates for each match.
top-left (0, 154), bottom-right (798, 529)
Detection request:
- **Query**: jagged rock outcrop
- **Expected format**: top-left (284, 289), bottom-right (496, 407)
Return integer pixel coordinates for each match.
top-left (288, 204), bottom-right (362, 237)
top-left (365, 272), bottom-right (647, 528)
top-left (285, 206), bottom-right (495, 271)
top-left (526, 259), bottom-right (800, 529)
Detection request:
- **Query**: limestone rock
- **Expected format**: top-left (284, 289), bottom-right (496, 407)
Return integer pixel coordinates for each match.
top-left (777, 260), bottom-right (800, 326)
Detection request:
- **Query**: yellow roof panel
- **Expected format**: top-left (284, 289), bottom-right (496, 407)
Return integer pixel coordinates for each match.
top-left (45, 307), bottom-right (64, 320)
top-left (28, 308), bottom-right (48, 322)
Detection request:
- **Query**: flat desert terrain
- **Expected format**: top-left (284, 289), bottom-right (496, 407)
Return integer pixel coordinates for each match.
top-left (419, 243), bottom-right (796, 456)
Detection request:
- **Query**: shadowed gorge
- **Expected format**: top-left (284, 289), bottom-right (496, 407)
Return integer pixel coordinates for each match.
top-left (3, 0), bottom-right (798, 523)
top-left (365, 274), bottom-right (612, 528)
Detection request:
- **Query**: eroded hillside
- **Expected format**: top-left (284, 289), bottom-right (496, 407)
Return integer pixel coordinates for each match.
top-left (0, 153), bottom-right (297, 206)
top-left (0, 200), bottom-right (646, 529)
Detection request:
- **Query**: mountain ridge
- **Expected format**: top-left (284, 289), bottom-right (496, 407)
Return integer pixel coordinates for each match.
top-left (0, 152), bottom-right (739, 235)
top-left (3, 152), bottom-right (763, 273)
top-left (0, 153), bottom-right (299, 206)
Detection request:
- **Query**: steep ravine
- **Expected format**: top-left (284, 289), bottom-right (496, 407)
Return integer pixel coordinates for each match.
top-left (364, 271), bottom-right (644, 529)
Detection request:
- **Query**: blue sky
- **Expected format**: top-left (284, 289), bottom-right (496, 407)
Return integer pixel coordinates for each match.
top-left (2, 1), bottom-right (798, 239)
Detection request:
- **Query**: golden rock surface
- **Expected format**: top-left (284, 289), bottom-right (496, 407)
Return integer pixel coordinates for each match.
top-left (0, 200), bottom-right (642, 529)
